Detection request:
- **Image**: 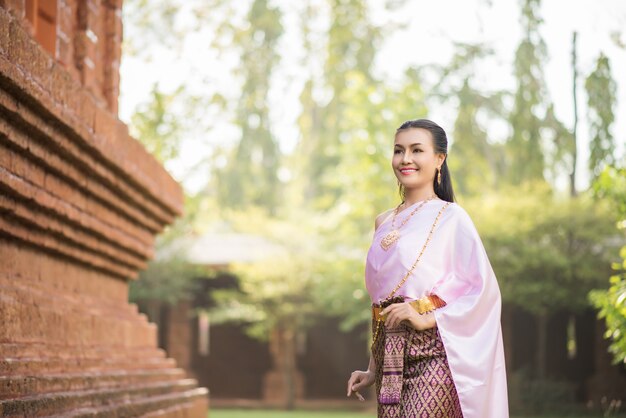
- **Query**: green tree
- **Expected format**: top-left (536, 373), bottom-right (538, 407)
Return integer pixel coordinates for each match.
top-left (507, 0), bottom-right (549, 185)
top-left (214, 0), bottom-right (284, 214)
top-left (450, 78), bottom-right (504, 195)
top-left (296, 66), bottom-right (431, 331)
top-left (543, 103), bottom-right (575, 194)
top-left (431, 43), bottom-right (507, 195)
top-left (129, 83), bottom-right (185, 163)
top-left (206, 210), bottom-right (321, 409)
top-left (129, 195), bottom-right (205, 322)
top-left (122, 0), bottom-right (184, 59)
top-left (296, 0), bottom-right (381, 209)
top-left (211, 257), bottom-right (313, 410)
top-left (589, 166), bottom-right (626, 364)
top-left (585, 54), bottom-right (617, 181)
top-left (127, 80), bottom-right (203, 310)
top-left (471, 184), bottom-right (620, 377)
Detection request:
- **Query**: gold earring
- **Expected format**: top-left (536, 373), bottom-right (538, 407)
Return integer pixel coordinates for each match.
top-left (437, 167), bottom-right (442, 185)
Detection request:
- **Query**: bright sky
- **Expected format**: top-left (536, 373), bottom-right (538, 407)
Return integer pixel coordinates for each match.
top-left (119, 0), bottom-right (626, 194)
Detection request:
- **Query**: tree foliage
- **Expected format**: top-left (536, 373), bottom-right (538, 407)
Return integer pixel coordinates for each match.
top-left (129, 200), bottom-right (204, 305)
top-left (126, 77), bottom-right (203, 306)
top-left (296, 0), bottom-right (382, 209)
top-left (589, 166), bottom-right (626, 364)
top-left (467, 184), bottom-right (620, 314)
top-left (213, 0), bottom-right (284, 214)
top-left (210, 254), bottom-right (317, 340)
top-left (431, 43), bottom-right (507, 195)
top-left (585, 54), bottom-right (617, 181)
top-left (507, 0), bottom-right (549, 185)
top-left (129, 84), bottom-right (185, 164)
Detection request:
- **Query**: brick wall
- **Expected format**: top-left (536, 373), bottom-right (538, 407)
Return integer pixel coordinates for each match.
top-left (0, 2), bottom-right (209, 416)
top-left (2, 0), bottom-right (123, 112)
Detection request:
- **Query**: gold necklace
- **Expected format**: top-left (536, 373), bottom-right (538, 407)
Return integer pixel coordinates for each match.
top-left (379, 194), bottom-right (436, 251)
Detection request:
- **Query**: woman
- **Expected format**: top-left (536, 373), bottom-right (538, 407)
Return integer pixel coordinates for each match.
top-left (346, 119), bottom-right (509, 418)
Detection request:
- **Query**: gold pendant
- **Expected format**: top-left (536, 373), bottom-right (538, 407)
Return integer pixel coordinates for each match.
top-left (380, 229), bottom-right (400, 250)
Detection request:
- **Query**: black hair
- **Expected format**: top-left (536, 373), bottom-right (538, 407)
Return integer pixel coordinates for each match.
top-left (395, 119), bottom-right (456, 203)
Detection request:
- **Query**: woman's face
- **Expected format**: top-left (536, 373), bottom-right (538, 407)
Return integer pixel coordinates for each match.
top-left (392, 128), bottom-right (445, 190)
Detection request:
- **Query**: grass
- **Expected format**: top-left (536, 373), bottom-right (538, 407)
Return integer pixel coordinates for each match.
top-left (210, 410), bottom-right (373, 418)
top-left (209, 409), bottom-right (626, 418)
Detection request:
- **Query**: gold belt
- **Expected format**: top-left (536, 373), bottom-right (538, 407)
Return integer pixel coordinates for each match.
top-left (372, 294), bottom-right (446, 321)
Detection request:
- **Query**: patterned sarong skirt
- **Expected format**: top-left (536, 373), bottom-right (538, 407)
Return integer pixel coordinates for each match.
top-left (372, 322), bottom-right (464, 418)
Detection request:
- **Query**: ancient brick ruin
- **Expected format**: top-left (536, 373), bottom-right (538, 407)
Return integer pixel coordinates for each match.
top-left (0, 1), bottom-right (209, 416)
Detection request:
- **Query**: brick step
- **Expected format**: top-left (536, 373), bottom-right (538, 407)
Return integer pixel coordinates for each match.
top-left (0, 294), bottom-right (157, 349)
top-left (0, 355), bottom-right (177, 376)
top-left (0, 342), bottom-right (166, 360)
top-left (0, 378), bottom-right (202, 417)
top-left (0, 368), bottom-right (187, 400)
top-left (0, 280), bottom-right (149, 323)
top-left (0, 188), bottom-right (150, 273)
top-left (56, 387), bottom-right (208, 418)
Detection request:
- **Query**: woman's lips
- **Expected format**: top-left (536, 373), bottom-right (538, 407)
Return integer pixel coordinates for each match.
top-left (399, 168), bottom-right (419, 176)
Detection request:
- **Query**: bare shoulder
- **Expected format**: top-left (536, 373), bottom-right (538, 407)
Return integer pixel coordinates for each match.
top-left (374, 208), bottom-right (395, 231)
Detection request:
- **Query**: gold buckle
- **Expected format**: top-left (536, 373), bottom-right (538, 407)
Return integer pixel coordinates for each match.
top-left (410, 297), bottom-right (436, 314)
top-left (372, 306), bottom-right (387, 321)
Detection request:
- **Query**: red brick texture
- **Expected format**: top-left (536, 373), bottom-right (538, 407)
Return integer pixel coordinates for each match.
top-left (165, 301), bottom-right (195, 381)
top-left (0, 3), bottom-right (208, 417)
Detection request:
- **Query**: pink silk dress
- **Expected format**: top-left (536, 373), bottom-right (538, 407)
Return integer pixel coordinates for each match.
top-left (365, 198), bottom-right (509, 418)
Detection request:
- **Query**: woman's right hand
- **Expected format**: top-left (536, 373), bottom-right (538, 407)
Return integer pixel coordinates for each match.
top-left (346, 369), bottom-right (375, 400)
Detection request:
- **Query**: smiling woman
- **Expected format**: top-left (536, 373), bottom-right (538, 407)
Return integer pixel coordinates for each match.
top-left (346, 119), bottom-right (509, 418)
top-left (392, 122), bottom-right (450, 203)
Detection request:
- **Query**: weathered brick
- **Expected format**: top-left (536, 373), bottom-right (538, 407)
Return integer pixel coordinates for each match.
top-left (0, 8), bottom-right (10, 56)
top-left (73, 30), bottom-right (91, 69)
top-left (77, 88), bottom-right (97, 132)
top-left (104, 85), bottom-right (119, 114)
top-left (8, 147), bottom-right (25, 178)
top-left (0, 236), bottom-right (18, 278)
top-left (6, 17), bottom-right (25, 67)
top-left (0, 0), bottom-right (24, 19)
top-left (104, 0), bottom-right (123, 9)
top-left (0, 91), bottom-right (19, 121)
top-left (62, 67), bottom-right (82, 115)
top-left (56, 28), bottom-right (72, 70)
top-left (93, 101), bottom-right (116, 141)
top-left (0, 2), bottom-right (205, 413)
top-left (32, 47), bottom-right (54, 93)
top-left (0, 142), bottom-right (11, 170)
top-left (7, 18), bottom-right (45, 80)
top-left (5, 196), bottom-right (147, 270)
top-left (6, 145), bottom-right (45, 187)
top-left (103, 5), bottom-right (122, 37)
top-left (44, 170), bottom-right (76, 206)
top-left (50, 59), bottom-right (73, 108)
top-left (56, 1), bottom-right (73, 39)
top-left (0, 196), bottom-right (140, 279)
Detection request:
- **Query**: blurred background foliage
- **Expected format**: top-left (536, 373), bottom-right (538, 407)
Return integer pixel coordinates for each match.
top-left (122, 0), bottom-right (626, 384)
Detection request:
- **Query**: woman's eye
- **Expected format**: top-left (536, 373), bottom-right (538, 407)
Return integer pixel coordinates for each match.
top-left (394, 149), bottom-right (402, 154)
top-left (413, 149), bottom-right (423, 153)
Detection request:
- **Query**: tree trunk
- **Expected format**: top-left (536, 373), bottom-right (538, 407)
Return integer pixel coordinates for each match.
top-left (570, 31), bottom-right (578, 197)
top-left (283, 328), bottom-right (296, 410)
top-left (502, 305), bottom-right (514, 373)
top-left (537, 312), bottom-right (548, 379)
